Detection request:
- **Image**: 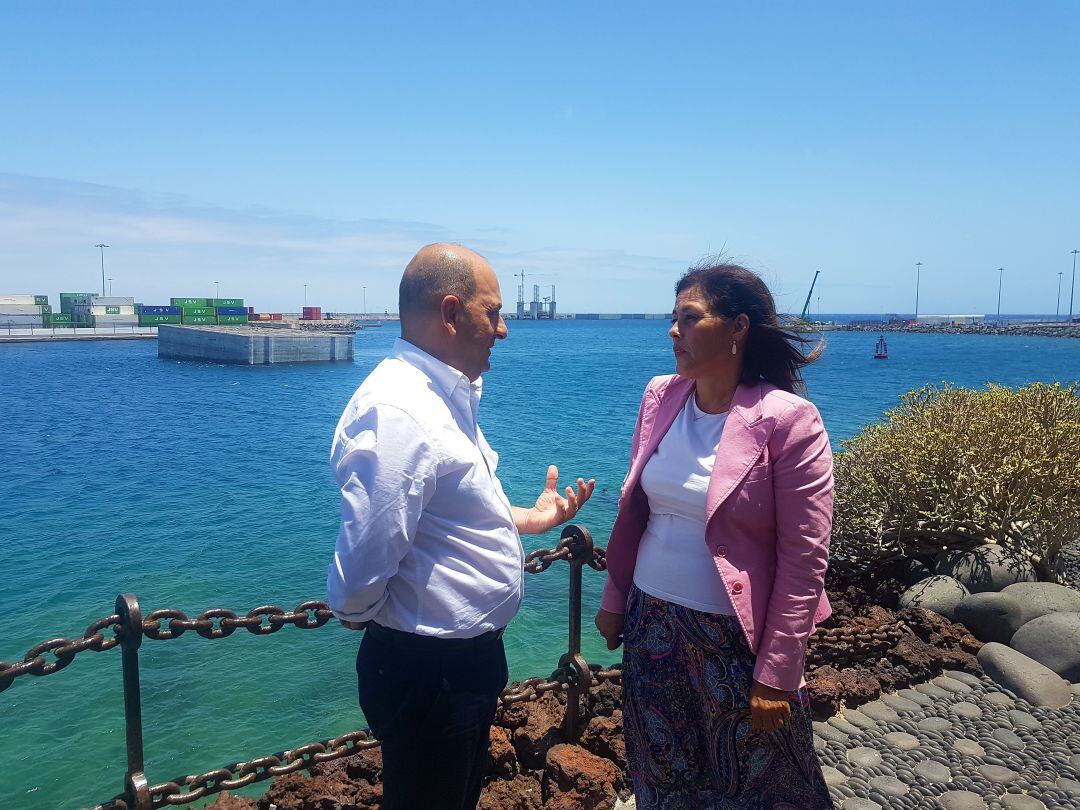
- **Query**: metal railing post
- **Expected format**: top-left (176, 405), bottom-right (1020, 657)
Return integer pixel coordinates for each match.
top-left (116, 594), bottom-right (151, 810)
top-left (558, 524), bottom-right (593, 740)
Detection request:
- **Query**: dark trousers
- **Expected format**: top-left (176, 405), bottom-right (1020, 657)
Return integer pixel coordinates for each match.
top-left (356, 624), bottom-right (509, 810)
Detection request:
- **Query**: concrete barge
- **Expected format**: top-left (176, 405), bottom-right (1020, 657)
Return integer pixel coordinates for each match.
top-left (157, 325), bottom-right (355, 364)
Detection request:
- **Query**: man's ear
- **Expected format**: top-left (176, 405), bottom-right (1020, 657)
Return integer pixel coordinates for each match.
top-left (440, 294), bottom-right (461, 336)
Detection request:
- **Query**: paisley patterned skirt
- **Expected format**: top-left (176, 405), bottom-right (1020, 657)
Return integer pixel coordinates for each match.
top-left (622, 586), bottom-right (833, 810)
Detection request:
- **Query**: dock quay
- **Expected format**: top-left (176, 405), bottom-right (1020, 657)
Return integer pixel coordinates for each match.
top-left (157, 324), bottom-right (355, 364)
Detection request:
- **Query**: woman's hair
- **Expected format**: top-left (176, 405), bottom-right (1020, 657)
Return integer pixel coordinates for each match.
top-left (675, 259), bottom-right (823, 394)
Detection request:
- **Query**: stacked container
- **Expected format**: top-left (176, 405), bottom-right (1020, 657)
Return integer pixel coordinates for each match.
top-left (301, 306), bottom-right (322, 320)
top-left (0, 294), bottom-right (50, 327)
top-left (76, 296), bottom-right (139, 327)
top-left (138, 305), bottom-right (182, 326)
top-left (216, 301), bottom-right (248, 325)
top-left (60, 293), bottom-right (95, 324)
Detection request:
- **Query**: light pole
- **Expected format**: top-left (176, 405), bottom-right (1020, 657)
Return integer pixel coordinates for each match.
top-left (996, 268), bottom-right (1004, 325)
top-left (215, 281), bottom-right (220, 299)
top-left (363, 286), bottom-right (367, 316)
top-left (95, 244), bottom-right (109, 296)
top-left (1057, 272), bottom-right (1064, 321)
top-left (1070, 250), bottom-right (1078, 324)
top-left (915, 261), bottom-right (922, 321)
top-left (303, 284), bottom-right (308, 307)
top-left (108, 277), bottom-right (113, 296)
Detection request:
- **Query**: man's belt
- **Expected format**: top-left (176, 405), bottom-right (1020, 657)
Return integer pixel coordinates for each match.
top-left (366, 622), bottom-right (505, 648)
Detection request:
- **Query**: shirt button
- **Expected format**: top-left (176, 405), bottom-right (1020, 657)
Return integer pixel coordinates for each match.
top-left (716, 545), bottom-right (728, 557)
top-left (731, 582), bottom-right (744, 594)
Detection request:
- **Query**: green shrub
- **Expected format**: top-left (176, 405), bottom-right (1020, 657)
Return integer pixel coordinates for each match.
top-left (832, 382), bottom-right (1080, 581)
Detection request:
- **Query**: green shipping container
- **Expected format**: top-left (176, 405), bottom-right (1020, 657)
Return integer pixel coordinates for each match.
top-left (40, 305), bottom-right (52, 314)
top-left (182, 307), bottom-right (215, 316)
top-left (210, 298), bottom-right (245, 307)
top-left (171, 297), bottom-right (210, 307)
top-left (34, 295), bottom-right (49, 306)
top-left (139, 314), bottom-right (182, 325)
top-left (217, 314), bottom-right (248, 324)
top-left (182, 315), bottom-right (217, 324)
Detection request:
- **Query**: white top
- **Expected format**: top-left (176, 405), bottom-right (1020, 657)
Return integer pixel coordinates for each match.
top-left (326, 338), bottom-right (524, 637)
top-left (633, 394), bottom-right (736, 614)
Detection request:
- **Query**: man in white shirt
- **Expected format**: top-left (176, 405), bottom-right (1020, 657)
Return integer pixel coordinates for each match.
top-left (327, 243), bottom-right (594, 810)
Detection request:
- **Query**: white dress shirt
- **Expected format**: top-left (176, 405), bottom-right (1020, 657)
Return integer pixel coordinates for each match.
top-left (634, 394), bottom-right (736, 615)
top-left (327, 338), bottom-right (524, 637)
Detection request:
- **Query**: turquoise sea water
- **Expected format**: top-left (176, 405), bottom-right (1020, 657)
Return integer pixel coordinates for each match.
top-left (1, 321), bottom-right (1077, 809)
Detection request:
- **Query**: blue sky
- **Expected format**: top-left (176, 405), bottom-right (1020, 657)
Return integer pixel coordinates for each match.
top-left (1, 2), bottom-right (1078, 314)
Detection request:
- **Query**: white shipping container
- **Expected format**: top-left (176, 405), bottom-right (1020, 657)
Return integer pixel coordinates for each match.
top-left (0, 314), bottom-right (44, 325)
top-left (88, 305), bottom-right (136, 315)
top-left (91, 314), bottom-right (139, 324)
top-left (0, 295), bottom-right (37, 306)
top-left (0, 304), bottom-right (44, 315)
top-left (91, 296), bottom-right (136, 306)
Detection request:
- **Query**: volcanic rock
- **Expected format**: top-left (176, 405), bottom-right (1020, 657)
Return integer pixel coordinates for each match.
top-left (478, 773), bottom-right (544, 810)
top-left (898, 575), bottom-right (969, 619)
top-left (542, 743), bottom-right (621, 810)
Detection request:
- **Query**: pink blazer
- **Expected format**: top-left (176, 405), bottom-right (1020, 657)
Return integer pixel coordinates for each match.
top-left (601, 375), bottom-right (834, 692)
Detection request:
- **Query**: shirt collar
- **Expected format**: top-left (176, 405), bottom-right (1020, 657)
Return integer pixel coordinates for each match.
top-left (391, 337), bottom-right (483, 402)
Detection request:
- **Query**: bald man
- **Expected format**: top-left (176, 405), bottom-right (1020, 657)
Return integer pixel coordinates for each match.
top-left (327, 244), bottom-right (594, 810)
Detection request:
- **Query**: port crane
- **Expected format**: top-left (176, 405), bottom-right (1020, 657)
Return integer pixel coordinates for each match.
top-left (800, 270), bottom-right (821, 322)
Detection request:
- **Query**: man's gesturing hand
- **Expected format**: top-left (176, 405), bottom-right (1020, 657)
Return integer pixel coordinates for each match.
top-left (513, 465), bottom-right (596, 535)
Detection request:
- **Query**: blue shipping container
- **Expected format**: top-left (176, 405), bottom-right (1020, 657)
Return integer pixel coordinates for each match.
top-left (140, 305), bottom-right (182, 315)
top-left (216, 306), bottom-right (248, 316)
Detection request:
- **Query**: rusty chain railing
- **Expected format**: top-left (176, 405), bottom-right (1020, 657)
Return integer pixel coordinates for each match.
top-left (1, 524), bottom-right (616, 810)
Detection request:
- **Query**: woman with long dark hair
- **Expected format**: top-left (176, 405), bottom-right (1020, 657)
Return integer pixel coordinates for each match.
top-left (595, 261), bottom-right (834, 808)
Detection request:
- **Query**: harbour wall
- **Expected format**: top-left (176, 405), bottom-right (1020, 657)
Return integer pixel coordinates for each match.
top-left (157, 325), bottom-right (355, 364)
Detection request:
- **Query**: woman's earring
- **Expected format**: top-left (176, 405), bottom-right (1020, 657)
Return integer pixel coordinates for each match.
top-left (731, 340), bottom-right (737, 355)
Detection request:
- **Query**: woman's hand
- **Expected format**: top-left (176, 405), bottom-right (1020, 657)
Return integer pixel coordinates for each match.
top-left (594, 609), bottom-right (625, 650)
top-left (749, 680), bottom-right (792, 733)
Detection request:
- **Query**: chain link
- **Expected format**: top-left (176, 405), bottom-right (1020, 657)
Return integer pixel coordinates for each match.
top-left (0, 613), bottom-right (122, 693)
top-left (523, 540), bottom-right (607, 573)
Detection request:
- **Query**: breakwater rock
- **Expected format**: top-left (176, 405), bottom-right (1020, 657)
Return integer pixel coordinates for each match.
top-left (836, 323), bottom-right (1080, 339)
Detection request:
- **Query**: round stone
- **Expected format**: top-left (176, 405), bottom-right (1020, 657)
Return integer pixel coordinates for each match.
top-left (860, 701), bottom-right (901, 722)
top-left (1007, 709), bottom-right (1041, 730)
top-left (815, 722), bottom-right (850, 744)
top-left (881, 693), bottom-right (923, 713)
top-left (915, 759), bottom-right (953, 783)
top-left (915, 682), bottom-right (953, 699)
top-left (903, 558), bottom-right (932, 586)
top-left (918, 717), bottom-right (954, 733)
top-left (844, 710), bottom-right (878, 730)
top-left (951, 701), bottom-right (984, 720)
top-left (952, 738), bottom-right (986, 757)
top-left (842, 800), bottom-right (881, 810)
top-left (1010, 612), bottom-right (1080, 681)
top-left (823, 765), bottom-right (848, 786)
top-left (899, 575), bottom-right (970, 619)
top-left (944, 670), bottom-right (985, 688)
top-left (884, 731), bottom-right (922, 751)
top-left (829, 717), bottom-right (862, 735)
top-left (933, 675), bottom-right (973, 694)
top-left (847, 746), bottom-right (884, 768)
top-left (869, 775), bottom-right (909, 797)
top-left (955, 591), bottom-right (1027, 643)
top-left (1058, 776), bottom-right (1080, 795)
top-left (991, 728), bottom-right (1025, 749)
top-left (977, 642), bottom-right (1073, 709)
top-left (936, 544), bottom-right (1037, 593)
top-left (1002, 581), bottom-right (1080, 624)
top-left (978, 763), bottom-right (1018, 784)
top-left (1000, 796), bottom-right (1047, 810)
top-left (984, 691), bottom-right (1014, 707)
top-left (898, 688), bottom-right (935, 706)
top-left (1070, 753), bottom-right (1080, 770)
top-left (935, 790), bottom-right (987, 809)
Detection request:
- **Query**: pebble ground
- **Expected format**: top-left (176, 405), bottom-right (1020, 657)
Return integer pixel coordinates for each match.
top-left (613, 671), bottom-right (1080, 809)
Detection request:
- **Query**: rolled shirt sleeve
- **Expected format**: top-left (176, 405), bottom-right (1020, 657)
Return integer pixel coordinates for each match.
top-left (327, 404), bottom-right (438, 623)
top-left (752, 400), bottom-right (834, 692)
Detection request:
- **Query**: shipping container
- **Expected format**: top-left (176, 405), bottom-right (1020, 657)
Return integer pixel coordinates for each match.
top-left (210, 298), bottom-right (244, 307)
top-left (44, 313), bottom-right (73, 324)
top-left (92, 314), bottom-right (139, 325)
top-left (271, 313), bottom-right (283, 321)
top-left (140, 305), bottom-right (182, 316)
top-left (182, 306), bottom-right (214, 316)
top-left (247, 306), bottom-right (255, 315)
top-left (138, 314), bottom-right (182, 325)
top-left (181, 315), bottom-right (217, 325)
top-left (34, 295), bottom-right (49, 306)
top-left (91, 296), bottom-right (136, 306)
top-left (0, 295), bottom-right (38, 306)
top-left (301, 306), bottom-right (322, 320)
top-left (216, 306), bottom-right (247, 316)
top-left (89, 305), bottom-right (136, 316)
top-left (0, 304), bottom-right (45, 315)
top-left (0, 314), bottom-right (44, 326)
top-left (216, 314), bottom-right (249, 324)
top-left (250, 313), bottom-right (272, 321)
top-left (171, 297), bottom-right (210, 307)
